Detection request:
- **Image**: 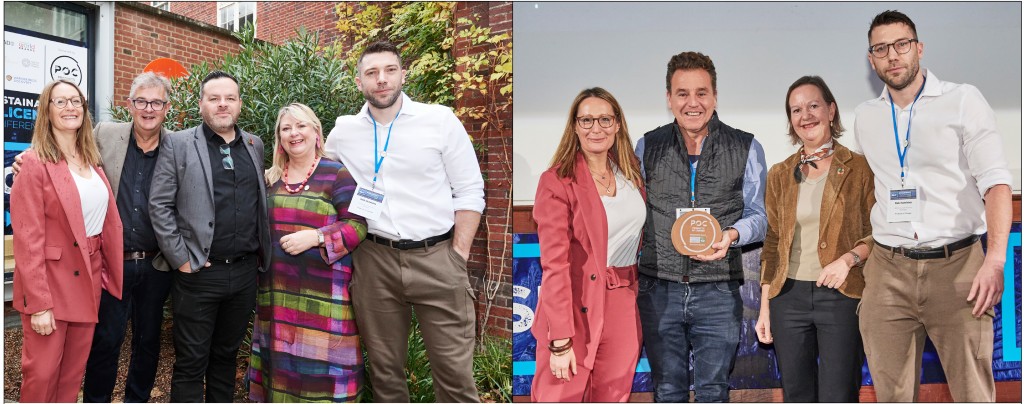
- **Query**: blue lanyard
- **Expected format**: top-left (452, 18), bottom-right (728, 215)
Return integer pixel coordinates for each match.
top-left (370, 108), bottom-right (401, 187)
top-left (888, 76), bottom-right (926, 187)
top-left (688, 138), bottom-right (705, 208)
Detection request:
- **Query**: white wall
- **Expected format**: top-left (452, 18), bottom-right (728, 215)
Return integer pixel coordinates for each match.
top-left (513, 2), bottom-right (1023, 204)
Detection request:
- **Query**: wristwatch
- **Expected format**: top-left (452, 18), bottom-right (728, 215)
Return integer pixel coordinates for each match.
top-left (316, 229), bottom-right (325, 245)
top-left (848, 250), bottom-right (862, 267)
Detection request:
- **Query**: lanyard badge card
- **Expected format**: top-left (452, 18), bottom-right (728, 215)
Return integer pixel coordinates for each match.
top-left (350, 108), bottom-right (400, 221)
top-left (886, 79), bottom-right (925, 223)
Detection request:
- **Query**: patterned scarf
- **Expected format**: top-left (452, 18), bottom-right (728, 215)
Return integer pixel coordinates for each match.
top-left (793, 141), bottom-right (834, 182)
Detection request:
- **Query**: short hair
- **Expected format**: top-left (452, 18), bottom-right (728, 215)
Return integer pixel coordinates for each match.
top-left (548, 87), bottom-right (643, 190)
top-left (665, 51), bottom-right (717, 93)
top-left (357, 40), bottom-right (403, 73)
top-left (129, 71), bottom-right (172, 99)
top-left (199, 70), bottom-right (239, 98)
top-left (784, 75), bottom-right (844, 145)
top-left (868, 10), bottom-right (918, 40)
top-left (31, 80), bottom-right (101, 166)
top-left (265, 103), bottom-right (327, 185)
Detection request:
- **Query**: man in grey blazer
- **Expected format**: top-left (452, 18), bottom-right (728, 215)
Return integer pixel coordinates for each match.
top-left (12, 72), bottom-right (177, 402)
top-left (149, 70), bottom-right (271, 403)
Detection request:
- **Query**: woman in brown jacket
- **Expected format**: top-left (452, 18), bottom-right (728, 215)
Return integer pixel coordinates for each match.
top-left (756, 76), bottom-right (875, 402)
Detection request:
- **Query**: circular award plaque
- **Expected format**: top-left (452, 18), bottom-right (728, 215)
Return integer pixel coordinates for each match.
top-left (671, 210), bottom-right (723, 255)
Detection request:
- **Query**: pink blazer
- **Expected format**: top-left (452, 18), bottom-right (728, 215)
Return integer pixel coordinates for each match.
top-left (10, 150), bottom-right (124, 323)
top-left (531, 153), bottom-right (646, 369)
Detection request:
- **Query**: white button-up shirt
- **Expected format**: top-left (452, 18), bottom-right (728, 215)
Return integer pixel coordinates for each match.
top-left (325, 93), bottom-right (485, 241)
top-left (854, 69), bottom-right (1012, 248)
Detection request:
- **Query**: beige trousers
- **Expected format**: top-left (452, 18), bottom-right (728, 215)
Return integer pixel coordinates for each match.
top-left (352, 238), bottom-right (479, 402)
top-left (859, 242), bottom-right (995, 402)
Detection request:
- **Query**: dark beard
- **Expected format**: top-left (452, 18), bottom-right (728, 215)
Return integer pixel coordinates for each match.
top-left (883, 62), bottom-right (920, 91)
top-left (365, 89), bottom-right (401, 109)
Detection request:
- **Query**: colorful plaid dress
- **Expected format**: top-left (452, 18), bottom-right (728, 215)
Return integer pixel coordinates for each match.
top-left (248, 158), bottom-right (367, 402)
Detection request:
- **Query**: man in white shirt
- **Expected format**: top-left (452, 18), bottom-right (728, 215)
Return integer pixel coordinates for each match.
top-left (854, 10), bottom-right (1012, 402)
top-left (324, 40), bottom-right (485, 402)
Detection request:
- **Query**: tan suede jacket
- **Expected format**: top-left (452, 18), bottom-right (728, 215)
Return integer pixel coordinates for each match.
top-left (760, 142), bottom-right (875, 299)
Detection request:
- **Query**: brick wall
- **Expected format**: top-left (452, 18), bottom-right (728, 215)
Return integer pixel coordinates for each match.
top-left (167, 2), bottom-right (217, 26)
top-left (256, 2), bottom-right (340, 45)
top-left (453, 2), bottom-right (513, 339)
top-left (113, 3), bottom-right (239, 102)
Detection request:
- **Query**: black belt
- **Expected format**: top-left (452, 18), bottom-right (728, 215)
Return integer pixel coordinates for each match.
top-left (124, 250), bottom-right (158, 260)
top-left (367, 229), bottom-right (452, 250)
top-left (207, 253), bottom-right (253, 265)
top-left (877, 235), bottom-right (979, 260)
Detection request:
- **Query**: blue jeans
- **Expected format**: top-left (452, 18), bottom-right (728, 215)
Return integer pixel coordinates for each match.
top-left (637, 273), bottom-right (742, 402)
top-left (82, 256), bottom-right (172, 402)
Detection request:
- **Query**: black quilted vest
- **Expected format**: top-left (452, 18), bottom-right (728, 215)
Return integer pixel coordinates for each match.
top-left (639, 113), bottom-right (753, 283)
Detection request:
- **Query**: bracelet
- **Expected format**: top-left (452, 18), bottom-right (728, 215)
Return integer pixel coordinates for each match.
top-left (548, 339), bottom-right (573, 355)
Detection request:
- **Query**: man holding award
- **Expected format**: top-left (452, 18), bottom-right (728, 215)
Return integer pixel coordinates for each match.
top-left (633, 51), bottom-right (768, 402)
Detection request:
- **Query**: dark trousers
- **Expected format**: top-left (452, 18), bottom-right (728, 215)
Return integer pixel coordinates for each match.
top-left (169, 257), bottom-right (258, 403)
top-left (769, 279), bottom-right (862, 402)
top-left (83, 256), bottom-right (173, 402)
top-left (637, 274), bottom-right (743, 402)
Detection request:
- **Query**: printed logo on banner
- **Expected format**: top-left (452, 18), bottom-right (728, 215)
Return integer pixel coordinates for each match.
top-left (50, 55), bottom-right (82, 85)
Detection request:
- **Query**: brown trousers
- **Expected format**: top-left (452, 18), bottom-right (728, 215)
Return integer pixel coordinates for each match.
top-left (352, 238), bottom-right (479, 402)
top-left (859, 242), bottom-right (995, 402)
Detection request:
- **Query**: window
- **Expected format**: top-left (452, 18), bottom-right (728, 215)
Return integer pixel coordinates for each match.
top-left (4, 1), bottom-right (88, 42)
top-left (217, 2), bottom-right (255, 32)
top-left (151, 1), bottom-right (170, 11)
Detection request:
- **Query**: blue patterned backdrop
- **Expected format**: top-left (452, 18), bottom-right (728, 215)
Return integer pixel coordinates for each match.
top-left (512, 223), bottom-right (1022, 396)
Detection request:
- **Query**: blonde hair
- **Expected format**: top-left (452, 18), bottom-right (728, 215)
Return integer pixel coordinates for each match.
top-left (31, 80), bottom-right (100, 166)
top-left (549, 87), bottom-right (643, 190)
top-left (265, 103), bottom-right (327, 185)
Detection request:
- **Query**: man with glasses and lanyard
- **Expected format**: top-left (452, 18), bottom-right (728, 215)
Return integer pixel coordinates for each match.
top-left (324, 40), bottom-right (485, 402)
top-left (12, 72), bottom-right (177, 402)
top-left (149, 70), bottom-right (271, 402)
top-left (854, 10), bottom-right (1012, 402)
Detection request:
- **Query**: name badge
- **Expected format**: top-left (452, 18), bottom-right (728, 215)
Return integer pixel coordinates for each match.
top-left (887, 187), bottom-right (922, 223)
top-left (676, 207), bottom-right (711, 218)
top-left (350, 184), bottom-right (385, 220)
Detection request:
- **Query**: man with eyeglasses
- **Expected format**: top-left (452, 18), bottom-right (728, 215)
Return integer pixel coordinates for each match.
top-left (149, 70), bottom-right (271, 402)
top-left (853, 10), bottom-right (1012, 402)
top-left (632, 51), bottom-right (767, 402)
top-left (324, 40), bottom-right (484, 402)
top-left (12, 72), bottom-right (176, 402)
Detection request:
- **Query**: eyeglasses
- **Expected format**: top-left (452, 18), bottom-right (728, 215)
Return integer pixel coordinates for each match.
top-left (219, 144), bottom-right (234, 170)
top-left (576, 115), bottom-right (616, 129)
top-left (51, 96), bottom-right (85, 109)
top-left (868, 38), bottom-right (918, 58)
top-left (128, 98), bottom-right (168, 111)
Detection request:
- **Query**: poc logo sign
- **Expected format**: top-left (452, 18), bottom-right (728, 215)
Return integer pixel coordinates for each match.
top-left (50, 55), bottom-right (82, 85)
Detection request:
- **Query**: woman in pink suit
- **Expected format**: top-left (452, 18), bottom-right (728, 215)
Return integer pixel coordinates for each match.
top-left (10, 80), bottom-right (124, 403)
top-left (531, 87), bottom-right (646, 402)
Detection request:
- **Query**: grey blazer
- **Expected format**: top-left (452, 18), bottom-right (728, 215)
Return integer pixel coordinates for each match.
top-left (94, 121), bottom-right (169, 198)
top-left (148, 125), bottom-right (271, 273)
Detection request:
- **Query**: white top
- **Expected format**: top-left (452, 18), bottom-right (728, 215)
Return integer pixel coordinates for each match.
top-left (71, 166), bottom-right (109, 237)
top-left (787, 174), bottom-right (826, 281)
top-left (854, 70), bottom-right (1012, 248)
top-left (601, 165), bottom-right (646, 267)
top-left (325, 93), bottom-right (486, 241)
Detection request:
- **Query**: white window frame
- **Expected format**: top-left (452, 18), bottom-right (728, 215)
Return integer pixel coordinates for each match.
top-left (217, 2), bottom-right (256, 33)
top-left (151, 1), bottom-right (170, 11)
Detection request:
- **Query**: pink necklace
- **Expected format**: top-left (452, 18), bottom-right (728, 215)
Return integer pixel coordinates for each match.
top-left (283, 157), bottom-right (319, 194)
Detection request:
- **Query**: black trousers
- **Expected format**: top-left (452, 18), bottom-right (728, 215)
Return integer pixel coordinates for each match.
top-left (769, 279), bottom-right (863, 402)
top-left (169, 257), bottom-right (257, 403)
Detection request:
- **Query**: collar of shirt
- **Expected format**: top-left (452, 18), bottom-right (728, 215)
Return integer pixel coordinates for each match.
top-left (355, 92), bottom-right (423, 125)
top-left (202, 122), bottom-right (242, 146)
